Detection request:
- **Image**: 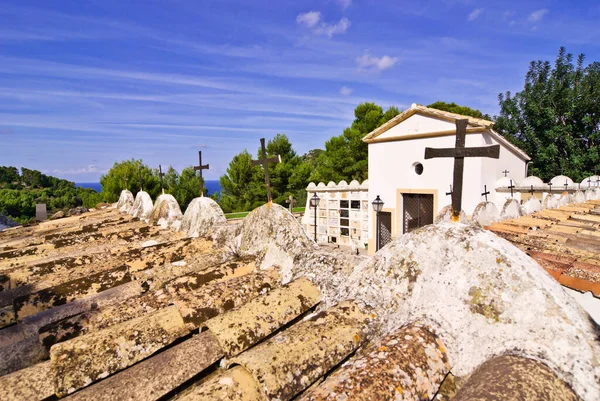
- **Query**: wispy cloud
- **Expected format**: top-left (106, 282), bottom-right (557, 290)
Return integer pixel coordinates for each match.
top-left (340, 86), bottom-right (353, 96)
top-left (296, 11), bottom-right (350, 38)
top-left (468, 9), bottom-right (484, 21)
top-left (337, 0), bottom-right (352, 10)
top-left (528, 9), bottom-right (549, 23)
top-left (502, 10), bottom-right (515, 20)
top-left (48, 165), bottom-right (107, 175)
top-left (296, 11), bottom-right (321, 28)
top-left (356, 52), bottom-right (398, 72)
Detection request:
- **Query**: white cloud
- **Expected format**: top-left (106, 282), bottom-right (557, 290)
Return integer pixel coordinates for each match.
top-left (356, 52), bottom-right (398, 72)
top-left (528, 9), bottom-right (549, 23)
top-left (296, 11), bottom-right (350, 38)
top-left (502, 10), bottom-right (515, 20)
top-left (50, 164), bottom-right (106, 175)
top-left (337, 0), bottom-right (352, 10)
top-left (296, 11), bottom-right (321, 28)
top-left (339, 86), bottom-right (353, 96)
top-left (315, 18), bottom-right (351, 37)
top-left (468, 8), bottom-right (484, 21)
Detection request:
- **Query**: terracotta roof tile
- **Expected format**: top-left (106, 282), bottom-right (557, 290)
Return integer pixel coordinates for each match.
top-left (487, 202), bottom-right (600, 297)
top-left (0, 200), bottom-right (597, 400)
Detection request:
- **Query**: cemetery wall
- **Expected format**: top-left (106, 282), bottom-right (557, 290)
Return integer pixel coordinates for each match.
top-left (302, 180), bottom-right (369, 247)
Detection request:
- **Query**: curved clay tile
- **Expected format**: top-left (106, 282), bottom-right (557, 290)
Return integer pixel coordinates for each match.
top-left (65, 331), bottom-right (223, 401)
top-left (298, 324), bottom-right (450, 401)
top-left (453, 355), bottom-right (578, 401)
top-left (176, 366), bottom-right (264, 401)
top-left (205, 277), bottom-right (320, 357)
top-left (50, 305), bottom-right (189, 396)
top-left (228, 301), bottom-right (372, 401)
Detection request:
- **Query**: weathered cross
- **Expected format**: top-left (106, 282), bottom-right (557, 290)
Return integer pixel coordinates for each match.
top-left (445, 185), bottom-right (453, 197)
top-left (124, 176), bottom-right (129, 190)
top-left (193, 151), bottom-right (209, 197)
top-left (425, 119), bottom-right (500, 218)
top-left (508, 179), bottom-right (515, 198)
top-left (597, 175), bottom-right (600, 187)
top-left (481, 185), bottom-right (490, 202)
top-left (564, 179), bottom-right (569, 192)
top-left (502, 169), bottom-right (510, 177)
top-left (578, 182), bottom-right (581, 191)
top-left (252, 138), bottom-right (281, 203)
top-left (286, 195), bottom-right (296, 213)
top-left (530, 185), bottom-right (535, 197)
top-left (548, 182), bottom-right (553, 193)
top-left (588, 177), bottom-right (592, 188)
top-left (159, 165), bottom-right (165, 193)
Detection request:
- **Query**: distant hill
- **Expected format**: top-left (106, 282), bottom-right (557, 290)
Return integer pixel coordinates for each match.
top-left (0, 166), bottom-right (103, 224)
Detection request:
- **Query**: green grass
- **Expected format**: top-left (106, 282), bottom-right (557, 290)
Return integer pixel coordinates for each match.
top-left (225, 212), bottom-right (250, 219)
top-left (225, 206), bottom-right (306, 220)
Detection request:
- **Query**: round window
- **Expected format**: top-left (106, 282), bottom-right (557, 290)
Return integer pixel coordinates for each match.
top-left (414, 163), bottom-right (424, 175)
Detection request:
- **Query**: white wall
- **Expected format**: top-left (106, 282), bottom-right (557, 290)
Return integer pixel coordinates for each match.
top-left (368, 124), bottom-right (528, 249)
top-left (368, 133), bottom-right (483, 241)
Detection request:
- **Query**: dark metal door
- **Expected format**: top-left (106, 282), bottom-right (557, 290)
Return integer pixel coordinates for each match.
top-left (403, 194), bottom-right (434, 233)
top-left (379, 211), bottom-right (392, 248)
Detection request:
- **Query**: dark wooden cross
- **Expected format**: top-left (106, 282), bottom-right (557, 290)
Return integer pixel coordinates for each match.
top-left (564, 179), bottom-right (569, 192)
top-left (286, 195), bottom-right (296, 213)
top-left (446, 185), bottom-right (453, 197)
top-left (588, 177), bottom-right (592, 188)
top-left (530, 185), bottom-right (535, 197)
top-left (193, 151), bottom-right (209, 197)
top-left (508, 179), bottom-right (515, 198)
top-left (502, 169), bottom-right (510, 177)
top-left (252, 138), bottom-right (281, 203)
top-left (548, 182), bottom-right (553, 193)
top-left (159, 165), bottom-right (165, 193)
top-left (481, 185), bottom-right (490, 202)
top-left (425, 119), bottom-right (500, 218)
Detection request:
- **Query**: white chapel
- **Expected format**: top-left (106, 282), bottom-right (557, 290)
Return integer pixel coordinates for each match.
top-left (362, 104), bottom-right (530, 252)
top-left (303, 104), bottom-right (532, 254)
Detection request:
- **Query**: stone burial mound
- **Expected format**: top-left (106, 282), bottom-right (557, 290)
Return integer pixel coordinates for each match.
top-left (0, 199), bottom-right (597, 401)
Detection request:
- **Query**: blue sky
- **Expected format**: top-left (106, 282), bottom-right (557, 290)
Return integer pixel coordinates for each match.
top-left (1, 0), bottom-right (599, 182)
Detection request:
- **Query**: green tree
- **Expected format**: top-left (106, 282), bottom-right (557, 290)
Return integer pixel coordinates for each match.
top-left (162, 166), bottom-right (179, 195)
top-left (100, 159), bottom-right (160, 202)
top-left (494, 47), bottom-right (600, 182)
top-left (0, 166), bottom-right (103, 223)
top-left (219, 150), bottom-right (260, 213)
top-left (427, 101), bottom-right (490, 120)
top-left (218, 134), bottom-right (305, 212)
top-left (265, 134), bottom-right (303, 205)
top-left (0, 166), bottom-right (20, 187)
top-left (175, 167), bottom-right (204, 210)
top-left (312, 102), bottom-right (400, 182)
